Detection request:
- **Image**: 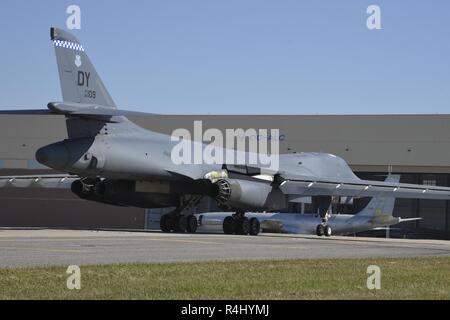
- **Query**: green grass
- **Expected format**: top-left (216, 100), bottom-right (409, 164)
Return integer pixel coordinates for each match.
top-left (1, 257), bottom-right (449, 300)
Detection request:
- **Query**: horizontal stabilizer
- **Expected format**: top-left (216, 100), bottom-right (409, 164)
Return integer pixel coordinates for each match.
top-left (47, 102), bottom-right (151, 117)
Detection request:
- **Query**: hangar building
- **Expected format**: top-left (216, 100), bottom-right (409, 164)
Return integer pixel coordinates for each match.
top-left (1, 114), bottom-right (450, 239)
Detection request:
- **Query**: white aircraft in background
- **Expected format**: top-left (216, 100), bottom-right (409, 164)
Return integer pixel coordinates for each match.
top-left (197, 175), bottom-right (422, 236)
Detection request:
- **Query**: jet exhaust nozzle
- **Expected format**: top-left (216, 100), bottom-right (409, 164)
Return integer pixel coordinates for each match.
top-left (70, 180), bottom-right (84, 196)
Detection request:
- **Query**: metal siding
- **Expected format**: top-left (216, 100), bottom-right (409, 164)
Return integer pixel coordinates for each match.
top-left (3, 114), bottom-right (450, 171)
top-left (0, 186), bottom-right (145, 229)
top-left (1, 114), bottom-right (450, 236)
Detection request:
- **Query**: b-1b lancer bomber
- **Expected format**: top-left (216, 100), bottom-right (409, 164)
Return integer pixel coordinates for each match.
top-left (2, 28), bottom-right (450, 237)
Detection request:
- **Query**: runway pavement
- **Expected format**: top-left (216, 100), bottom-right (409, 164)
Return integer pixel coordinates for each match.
top-left (0, 229), bottom-right (449, 268)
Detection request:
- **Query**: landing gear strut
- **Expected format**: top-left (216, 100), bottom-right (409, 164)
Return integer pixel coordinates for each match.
top-left (314, 196), bottom-right (333, 237)
top-left (175, 215), bottom-right (187, 232)
top-left (222, 212), bottom-right (260, 236)
top-left (159, 195), bottom-right (202, 233)
top-left (160, 214), bottom-right (172, 233)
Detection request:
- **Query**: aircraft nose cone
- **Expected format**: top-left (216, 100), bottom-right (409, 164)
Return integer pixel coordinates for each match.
top-left (35, 142), bottom-right (69, 169)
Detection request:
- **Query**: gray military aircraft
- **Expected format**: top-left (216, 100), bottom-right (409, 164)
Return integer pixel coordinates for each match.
top-left (197, 176), bottom-right (422, 236)
top-left (2, 28), bottom-right (450, 237)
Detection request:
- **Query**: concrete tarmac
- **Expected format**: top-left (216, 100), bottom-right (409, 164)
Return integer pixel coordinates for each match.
top-left (0, 229), bottom-right (449, 268)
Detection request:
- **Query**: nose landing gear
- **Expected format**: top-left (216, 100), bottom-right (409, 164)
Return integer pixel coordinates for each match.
top-left (316, 223), bottom-right (332, 237)
top-left (314, 196), bottom-right (333, 237)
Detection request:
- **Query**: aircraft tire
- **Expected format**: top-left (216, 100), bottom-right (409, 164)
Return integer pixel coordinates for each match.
top-left (160, 214), bottom-right (172, 233)
top-left (249, 218), bottom-right (260, 236)
top-left (324, 225), bottom-right (332, 237)
top-left (235, 217), bottom-right (250, 235)
top-left (223, 216), bottom-right (235, 234)
top-left (186, 215), bottom-right (198, 233)
top-left (316, 225), bottom-right (325, 237)
top-left (175, 215), bottom-right (187, 233)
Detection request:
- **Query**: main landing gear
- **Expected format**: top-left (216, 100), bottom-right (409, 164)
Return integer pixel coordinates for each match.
top-left (160, 214), bottom-right (198, 233)
top-left (160, 195), bottom-right (202, 234)
top-left (223, 211), bottom-right (260, 236)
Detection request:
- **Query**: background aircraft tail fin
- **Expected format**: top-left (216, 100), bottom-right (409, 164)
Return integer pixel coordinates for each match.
top-left (354, 175), bottom-right (400, 218)
top-left (51, 27), bottom-right (116, 109)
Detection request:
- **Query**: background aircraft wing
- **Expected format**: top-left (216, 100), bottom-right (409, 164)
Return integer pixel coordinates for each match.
top-left (0, 109), bottom-right (53, 115)
top-left (398, 217), bottom-right (423, 222)
top-left (279, 177), bottom-right (450, 200)
top-left (0, 174), bottom-right (77, 189)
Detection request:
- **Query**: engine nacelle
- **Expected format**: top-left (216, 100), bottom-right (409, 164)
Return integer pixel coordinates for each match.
top-left (214, 178), bottom-right (286, 211)
top-left (94, 180), bottom-right (134, 197)
top-left (70, 179), bottom-right (178, 208)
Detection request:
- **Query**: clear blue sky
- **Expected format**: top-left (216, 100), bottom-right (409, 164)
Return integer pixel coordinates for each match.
top-left (0, 0), bottom-right (449, 114)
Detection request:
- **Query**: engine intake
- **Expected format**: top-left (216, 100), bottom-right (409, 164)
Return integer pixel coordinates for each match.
top-left (215, 179), bottom-right (233, 204)
top-left (214, 178), bottom-right (286, 211)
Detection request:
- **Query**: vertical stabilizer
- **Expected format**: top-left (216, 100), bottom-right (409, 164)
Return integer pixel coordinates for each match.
top-left (355, 175), bottom-right (400, 218)
top-left (51, 27), bottom-right (116, 108)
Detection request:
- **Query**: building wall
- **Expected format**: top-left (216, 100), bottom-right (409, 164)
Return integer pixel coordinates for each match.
top-left (1, 114), bottom-right (450, 237)
top-left (130, 114), bottom-right (450, 173)
top-left (0, 171), bottom-right (145, 229)
top-left (4, 113), bottom-right (450, 172)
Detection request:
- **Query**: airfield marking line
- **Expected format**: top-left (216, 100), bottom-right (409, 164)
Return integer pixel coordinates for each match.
top-left (260, 234), bottom-right (450, 247)
top-left (298, 238), bottom-right (450, 253)
top-left (315, 238), bottom-right (450, 250)
top-left (139, 238), bottom-right (226, 245)
top-left (107, 237), bottom-right (309, 250)
top-left (0, 236), bottom-right (301, 247)
top-left (0, 238), bottom-right (134, 242)
top-left (0, 234), bottom-right (444, 251)
top-left (0, 232), bottom-right (446, 248)
top-left (0, 235), bottom-right (308, 249)
top-left (0, 237), bottom-right (188, 242)
top-left (204, 234), bottom-right (450, 248)
top-left (261, 233), bottom-right (450, 245)
top-left (243, 244), bottom-right (307, 250)
top-left (0, 232), bottom-right (448, 254)
top-left (0, 237), bottom-right (225, 245)
top-left (0, 246), bottom-right (86, 254)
